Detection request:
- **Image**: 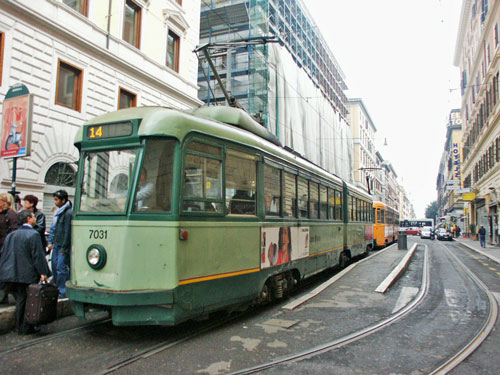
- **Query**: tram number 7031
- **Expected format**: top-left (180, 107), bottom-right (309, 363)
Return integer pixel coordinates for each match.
top-left (89, 229), bottom-right (108, 240)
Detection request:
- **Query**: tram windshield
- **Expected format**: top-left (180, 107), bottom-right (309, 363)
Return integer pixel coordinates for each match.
top-left (79, 147), bottom-right (138, 213)
top-left (78, 139), bottom-right (176, 213)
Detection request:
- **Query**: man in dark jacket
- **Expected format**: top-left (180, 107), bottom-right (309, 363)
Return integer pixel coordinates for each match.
top-left (47, 190), bottom-right (72, 298)
top-left (0, 210), bottom-right (50, 334)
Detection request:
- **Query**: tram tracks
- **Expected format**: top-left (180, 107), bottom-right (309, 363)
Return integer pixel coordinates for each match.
top-left (225, 246), bottom-right (431, 374)
top-left (225, 243), bottom-right (497, 375)
top-left (428, 246), bottom-right (498, 374)
top-left (0, 317), bottom-right (111, 356)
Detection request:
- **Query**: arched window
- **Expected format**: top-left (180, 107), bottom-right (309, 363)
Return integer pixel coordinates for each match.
top-left (44, 162), bottom-right (76, 187)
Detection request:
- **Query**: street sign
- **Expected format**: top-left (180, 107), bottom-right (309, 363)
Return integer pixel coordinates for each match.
top-left (1, 83), bottom-right (33, 158)
top-left (446, 186), bottom-right (460, 190)
top-left (457, 188), bottom-right (471, 193)
top-left (446, 180), bottom-right (460, 185)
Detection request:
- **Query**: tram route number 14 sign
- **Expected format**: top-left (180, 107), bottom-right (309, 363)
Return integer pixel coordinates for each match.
top-left (1, 83), bottom-right (33, 159)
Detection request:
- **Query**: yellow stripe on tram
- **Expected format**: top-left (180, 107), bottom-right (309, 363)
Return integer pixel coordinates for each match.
top-left (179, 268), bottom-right (260, 285)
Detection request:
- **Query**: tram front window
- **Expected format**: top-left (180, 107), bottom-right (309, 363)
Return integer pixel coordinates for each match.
top-left (79, 148), bottom-right (138, 213)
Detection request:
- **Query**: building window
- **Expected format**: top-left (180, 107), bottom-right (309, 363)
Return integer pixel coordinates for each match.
top-left (123, 0), bottom-right (141, 48)
top-left (63, 0), bottom-right (88, 16)
top-left (56, 60), bottom-right (83, 111)
top-left (0, 32), bottom-right (4, 86)
top-left (166, 30), bottom-right (180, 72)
top-left (118, 87), bottom-right (137, 109)
top-left (45, 162), bottom-right (77, 187)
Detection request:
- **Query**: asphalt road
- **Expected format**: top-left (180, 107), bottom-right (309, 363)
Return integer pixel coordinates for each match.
top-left (1, 238), bottom-right (499, 375)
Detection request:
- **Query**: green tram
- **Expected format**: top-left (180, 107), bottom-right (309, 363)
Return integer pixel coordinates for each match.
top-left (67, 106), bottom-right (374, 326)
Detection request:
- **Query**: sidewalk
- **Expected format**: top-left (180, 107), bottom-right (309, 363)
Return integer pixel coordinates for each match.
top-left (0, 297), bottom-right (73, 333)
top-left (455, 237), bottom-right (500, 265)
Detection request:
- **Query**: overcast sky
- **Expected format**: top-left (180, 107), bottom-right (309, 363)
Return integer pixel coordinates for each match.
top-left (305, 0), bottom-right (462, 217)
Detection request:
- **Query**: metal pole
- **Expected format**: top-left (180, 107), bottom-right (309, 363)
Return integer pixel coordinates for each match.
top-left (10, 157), bottom-right (17, 197)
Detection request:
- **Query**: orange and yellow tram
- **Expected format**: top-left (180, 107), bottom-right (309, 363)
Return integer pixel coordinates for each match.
top-left (373, 201), bottom-right (399, 248)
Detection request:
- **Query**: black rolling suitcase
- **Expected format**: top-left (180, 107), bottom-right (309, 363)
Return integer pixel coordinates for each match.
top-left (25, 282), bottom-right (58, 325)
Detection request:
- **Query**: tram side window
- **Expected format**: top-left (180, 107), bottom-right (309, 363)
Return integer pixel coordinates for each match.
top-left (133, 139), bottom-right (175, 212)
top-left (319, 185), bottom-right (327, 219)
top-left (182, 141), bottom-right (223, 212)
top-left (328, 188), bottom-right (335, 220)
top-left (264, 165), bottom-right (281, 216)
top-left (349, 197), bottom-right (354, 221)
top-left (226, 150), bottom-right (257, 215)
top-left (297, 177), bottom-right (309, 218)
top-left (310, 182), bottom-right (319, 219)
top-left (335, 190), bottom-right (343, 220)
top-left (283, 172), bottom-right (296, 217)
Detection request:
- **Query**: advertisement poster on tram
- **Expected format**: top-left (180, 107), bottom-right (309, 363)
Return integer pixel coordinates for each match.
top-left (260, 226), bottom-right (309, 268)
top-left (1, 87), bottom-right (33, 158)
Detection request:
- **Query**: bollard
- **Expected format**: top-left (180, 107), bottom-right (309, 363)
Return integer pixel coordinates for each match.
top-left (398, 231), bottom-right (407, 250)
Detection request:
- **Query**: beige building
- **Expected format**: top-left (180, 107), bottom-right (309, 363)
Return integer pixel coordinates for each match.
top-left (0, 0), bottom-right (201, 218)
top-left (454, 0), bottom-right (500, 244)
top-left (348, 98), bottom-right (377, 194)
top-left (348, 98), bottom-right (412, 216)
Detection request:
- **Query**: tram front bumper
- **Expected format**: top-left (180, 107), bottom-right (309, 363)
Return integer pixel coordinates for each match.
top-left (66, 282), bottom-right (178, 325)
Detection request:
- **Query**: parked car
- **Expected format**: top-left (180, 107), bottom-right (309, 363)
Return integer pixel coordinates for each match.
top-left (421, 226), bottom-right (434, 239)
top-left (436, 228), bottom-right (452, 241)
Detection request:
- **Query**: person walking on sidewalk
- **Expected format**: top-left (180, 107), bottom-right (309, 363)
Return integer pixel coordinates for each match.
top-left (0, 210), bottom-right (50, 334)
top-left (47, 190), bottom-right (72, 298)
top-left (0, 193), bottom-right (19, 303)
top-left (479, 225), bottom-right (487, 248)
top-left (23, 195), bottom-right (47, 250)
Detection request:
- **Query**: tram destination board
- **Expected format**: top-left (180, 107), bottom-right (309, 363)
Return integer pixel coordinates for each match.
top-left (87, 121), bottom-right (133, 140)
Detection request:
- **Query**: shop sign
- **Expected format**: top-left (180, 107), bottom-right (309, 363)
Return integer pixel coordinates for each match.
top-left (462, 192), bottom-right (476, 201)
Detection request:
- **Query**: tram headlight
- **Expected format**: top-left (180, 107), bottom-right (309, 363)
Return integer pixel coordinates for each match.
top-left (86, 245), bottom-right (107, 270)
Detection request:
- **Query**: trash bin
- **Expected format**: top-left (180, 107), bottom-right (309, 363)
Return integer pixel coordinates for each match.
top-left (398, 231), bottom-right (407, 250)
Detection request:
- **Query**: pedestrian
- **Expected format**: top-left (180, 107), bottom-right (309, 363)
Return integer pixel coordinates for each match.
top-left (15, 195), bottom-right (23, 212)
top-left (479, 225), bottom-right (487, 248)
top-left (0, 193), bottom-right (19, 304)
top-left (0, 193), bottom-right (19, 250)
top-left (47, 190), bottom-right (72, 298)
top-left (0, 210), bottom-right (50, 334)
top-left (23, 195), bottom-right (47, 250)
top-left (456, 226), bottom-right (461, 238)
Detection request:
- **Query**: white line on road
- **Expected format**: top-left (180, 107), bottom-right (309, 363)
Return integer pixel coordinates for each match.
top-left (392, 287), bottom-right (419, 314)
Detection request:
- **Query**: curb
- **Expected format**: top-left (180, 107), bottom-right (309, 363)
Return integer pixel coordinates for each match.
top-left (375, 243), bottom-right (418, 293)
top-left (0, 298), bottom-right (73, 333)
top-left (459, 242), bottom-right (500, 265)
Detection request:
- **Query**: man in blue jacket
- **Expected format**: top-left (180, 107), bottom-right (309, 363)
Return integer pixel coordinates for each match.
top-left (0, 210), bottom-right (50, 334)
top-left (47, 190), bottom-right (72, 298)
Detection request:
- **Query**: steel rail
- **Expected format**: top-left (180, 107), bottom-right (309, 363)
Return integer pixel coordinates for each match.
top-left (95, 312), bottom-right (247, 375)
top-left (428, 246), bottom-right (498, 375)
top-left (0, 317), bottom-right (111, 356)
top-left (226, 246), bottom-right (430, 375)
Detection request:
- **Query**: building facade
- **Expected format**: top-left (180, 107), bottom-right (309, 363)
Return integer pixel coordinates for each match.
top-left (198, 0), bottom-right (354, 182)
top-left (0, 0), bottom-right (201, 219)
top-left (348, 98), bottom-right (377, 194)
top-left (454, 0), bottom-right (500, 244)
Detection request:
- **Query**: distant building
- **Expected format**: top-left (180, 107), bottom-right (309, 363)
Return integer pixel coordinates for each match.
top-left (454, 0), bottom-right (499, 244)
top-left (436, 109), bottom-right (464, 231)
top-left (0, 0), bottom-right (201, 218)
top-left (348, 99), bottom-right (377, 194)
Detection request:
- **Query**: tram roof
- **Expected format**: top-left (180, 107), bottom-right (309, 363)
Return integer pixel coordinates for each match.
top-left (76, 106), bottom-right (369, 192)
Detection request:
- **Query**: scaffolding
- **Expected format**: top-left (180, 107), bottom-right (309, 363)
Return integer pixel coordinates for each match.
top-left (198, 0), bottom-right (353, 181)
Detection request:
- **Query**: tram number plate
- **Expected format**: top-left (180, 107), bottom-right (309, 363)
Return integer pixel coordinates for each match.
top-left (89, 229), bottom-right (108, 240)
